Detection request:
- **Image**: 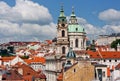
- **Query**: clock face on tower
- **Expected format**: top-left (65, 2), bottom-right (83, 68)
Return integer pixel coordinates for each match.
top-left (62, 23), bottom-right (65, 27)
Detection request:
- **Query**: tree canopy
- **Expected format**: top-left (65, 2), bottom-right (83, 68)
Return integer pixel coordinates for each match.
top-left (111, 39), bottom-right (120, 50)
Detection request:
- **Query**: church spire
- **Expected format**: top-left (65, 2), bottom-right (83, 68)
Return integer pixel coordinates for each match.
top-left (59, 5), bottom-right (65, 17)
top-left (58, 4), bottom-right (67, 23)
top-left (69, 6), bottom-right (77, 24)
top-left (71, 6), bottom-right (76, 17)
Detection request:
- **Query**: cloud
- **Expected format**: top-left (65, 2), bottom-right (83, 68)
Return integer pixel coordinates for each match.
top-left (0, 20), bottom-right (56, 43)
top-left (0, 0), bottom-right (56, 43)
top-left (102, 24), bottom-right (120, 34)
top-left (99, 9), bottom-right (120, 22)
top-left (77, 17), bottom-right (120, 39)
top-left (0, 0), bottom-right (52, 25)
top-left (0, 0), bottom-right (119, 43)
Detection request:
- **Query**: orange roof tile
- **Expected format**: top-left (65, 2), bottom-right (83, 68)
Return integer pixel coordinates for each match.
top-left (23, 75), bottom-right (33, 81)
top-left (45, 40), bottom-right (52, 44)
top-left (24, 57), bottom-right (46, 64)
top-left (1, 56), bottom-right (16, 62)
top-left (87, 50), bottom-right (120, 59)
top-left (15, 63), bottom-right (46, 79)
top-left (57, 73), bottom-right (63, 81)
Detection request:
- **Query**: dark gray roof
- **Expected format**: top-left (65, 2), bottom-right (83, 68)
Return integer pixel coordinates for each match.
top-left (66, 47), bottom-right (76, 59)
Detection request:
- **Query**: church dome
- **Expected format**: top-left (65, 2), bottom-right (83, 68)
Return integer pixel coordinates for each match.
top-left (66, 47), bottom-right (76, 59)
top-left (68, 24), bottom-right (85, 33)
top-left (68, 7), bottom-right (85, 33)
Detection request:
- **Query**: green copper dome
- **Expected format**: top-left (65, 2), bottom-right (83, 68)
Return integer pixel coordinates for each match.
top-left (68, 7), bottom-right (85, 33)
top-left (68, 24), bottom-right (85, 33)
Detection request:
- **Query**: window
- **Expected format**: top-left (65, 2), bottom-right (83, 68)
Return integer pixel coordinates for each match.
top-left (115, 60), bottom-right (117, 62)
top-left (104, 60), bottom-right (106, 62)
top-left (62, 19), bottom-right (64, 21)
top-left (62, 30), bottom-right (65, 37)
top-left (74, 68), bottom-right (76, 72)
top-left (62, 46), bottom-right (65, 54)
top-left (109, 60), bottom-right (111, 62)
top-left (75, 39), bottom-right (78, 48)
top-left (76, 28), bottom-right (78, 31)
top-left (102, 71), bottom-right (105, 77)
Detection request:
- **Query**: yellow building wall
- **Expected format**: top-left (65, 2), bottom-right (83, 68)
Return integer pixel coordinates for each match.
top-left (63, 61), bottom-right (95, 81)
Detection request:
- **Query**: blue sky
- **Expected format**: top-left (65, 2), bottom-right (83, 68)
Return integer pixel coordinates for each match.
top-left (3, 0), bottom-right (120, 26)
top-left (0, 0), bottom-right (120, 43)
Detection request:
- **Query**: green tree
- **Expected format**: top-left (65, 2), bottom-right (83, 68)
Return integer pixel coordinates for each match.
top-left (111, 39), bottom-right (120, 50)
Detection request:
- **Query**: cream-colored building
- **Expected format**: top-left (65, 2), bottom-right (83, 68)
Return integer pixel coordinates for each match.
top-left (63, 61), bottom-right (95, 81)
top-left (62, 47), bottom-right (94, 81)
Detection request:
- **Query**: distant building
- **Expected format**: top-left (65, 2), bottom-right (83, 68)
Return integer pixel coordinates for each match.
top-left (0, 56), bottom-right (25, 66)
top-left (96, 33), bottom-right (120, 46)
top-left (24, 56), bottom-right (46, 72)
top-left (87, 46), bottom-right (120, 81)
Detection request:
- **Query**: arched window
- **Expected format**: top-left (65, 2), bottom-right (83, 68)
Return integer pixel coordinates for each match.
top-left (75, 39), bottom-right (78, 48)
top-left (76, 28), bottom-right (78, 31)
top-left (62, 46), bottom-right (65, 54)
top-left (62, 30), bottom-right (65, 37)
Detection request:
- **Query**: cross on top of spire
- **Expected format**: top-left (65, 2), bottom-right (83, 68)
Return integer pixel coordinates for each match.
top-left (71, 6), bottom-right (76, 17)
top-left (72, 6), bottom-right (74, 14)
top-left (61, 3), bottom-right (64, 11)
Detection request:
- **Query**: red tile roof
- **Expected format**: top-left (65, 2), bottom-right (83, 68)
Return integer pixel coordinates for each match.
top-left (0, 56), bottom-right (16, 62)
top-left (24, 57), bottom-right (45, 64)
top-left (23, 75), bottom-right (33, 81)
top-left (35, 73), bottom-right (46, 79)
top-left (16, 63), bottom-right (46, 80)
top-left (57, 73), bottom-right (63, 81)
top-left (45, 40), bottom-right (52, 44)
top-left (87, 50), bottom-right (120, 59)
top-left (2, 69), bottom-right (23, 80)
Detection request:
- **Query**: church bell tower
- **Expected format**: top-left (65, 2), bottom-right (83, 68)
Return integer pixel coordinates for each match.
top-left (56, 6), bottom-right (69, 56)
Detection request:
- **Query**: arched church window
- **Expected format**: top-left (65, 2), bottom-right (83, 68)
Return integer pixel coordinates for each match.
top-left (62, 46), bottom-right (65, 54)
top-left (75, 39), bottom-right (78, 48)
top-left (62, 30), bottom-right (65, 37)
top-left (76, 28), bottom-right (78, 31)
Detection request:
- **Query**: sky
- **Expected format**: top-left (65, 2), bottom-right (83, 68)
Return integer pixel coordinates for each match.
top-left (0, 0), bottom-right (120, 43)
